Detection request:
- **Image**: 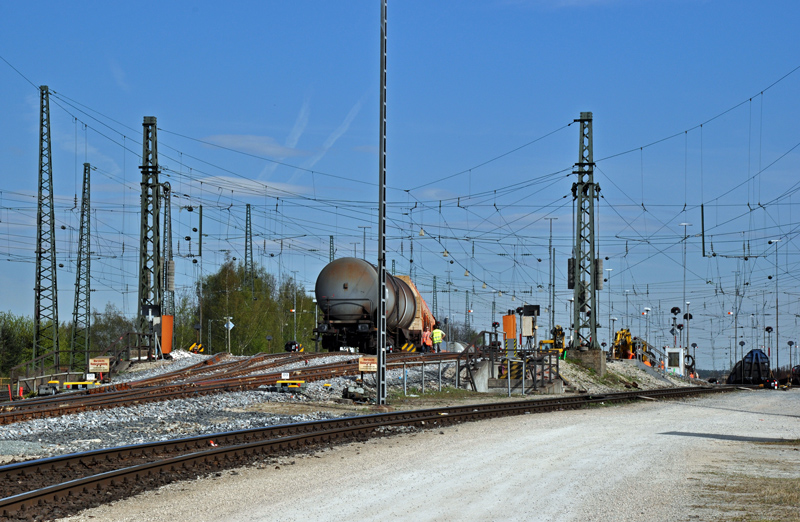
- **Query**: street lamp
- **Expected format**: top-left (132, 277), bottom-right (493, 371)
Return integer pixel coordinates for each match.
top-left (610, 317), bottom-right (618, 354)
top-left (643, 307), bottom-right (651, 348)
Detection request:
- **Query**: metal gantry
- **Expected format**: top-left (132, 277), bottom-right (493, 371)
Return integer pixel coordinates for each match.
top-left (162, 183), bottom-right (174, 316)
top-left (570, 112), bottom-right (600, 351)
top-left (465, 290), bottom-right (470, 330)
top-left (376, 0), bottom-right (388, 404)
top-left (138, 116), bottom-right (162, 340)
top-left (432, 275), bottom-right (438, 318)
top-left (244, 203), bottom-right (254, 294)
top-left (70, 163), bottom-right (92, 372)
top-left (33, 85), bottom-right (60, 371)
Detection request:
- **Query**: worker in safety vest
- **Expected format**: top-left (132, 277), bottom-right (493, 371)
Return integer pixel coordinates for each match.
top-left (432, 325), bottom-right (445, 353)
top-left (421, 326), bottom-right (433, 353)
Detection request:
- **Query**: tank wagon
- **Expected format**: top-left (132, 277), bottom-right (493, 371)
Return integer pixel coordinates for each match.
top-left (314, 257), bottom-right (434, 353)
top-left (726, 348), bottom-right (773, 385)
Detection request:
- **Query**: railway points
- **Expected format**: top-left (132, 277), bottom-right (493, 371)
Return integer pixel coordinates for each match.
top-left (0, 347), bottom-right (777, 521)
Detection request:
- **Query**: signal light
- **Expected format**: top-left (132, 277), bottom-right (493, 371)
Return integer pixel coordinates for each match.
top-left (289, 309), bottom-right (295, 313)
top-left (492, 321), bottom-right (500, 329)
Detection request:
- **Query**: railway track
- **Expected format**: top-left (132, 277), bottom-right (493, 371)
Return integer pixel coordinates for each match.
top-left (0, 385), bottom-right (737, 521)
top-left (0, 352), bottom-right (461, 426)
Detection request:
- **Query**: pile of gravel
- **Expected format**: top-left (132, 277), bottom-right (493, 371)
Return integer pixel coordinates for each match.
top-left (0, 389), bottom-right (352, 459)
top-left (558, 358), bottom-right (696, 394)
top-left (112, 350), bottom-right (212, 383)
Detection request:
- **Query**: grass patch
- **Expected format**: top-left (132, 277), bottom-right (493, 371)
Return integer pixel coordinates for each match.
top-left (703, 473), bottom-right (800, 521)
top-left (759, 439), bottom-right (800, 447)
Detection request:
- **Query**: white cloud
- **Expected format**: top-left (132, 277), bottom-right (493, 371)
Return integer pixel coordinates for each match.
top-left (109, 60), bottom-right (130, 92)
top-left (259, 95), bottom-right (312, 180)
top-left (288, 92), bottom-right (368, 184)
top-left (205, 134), bottom-right (309, 158)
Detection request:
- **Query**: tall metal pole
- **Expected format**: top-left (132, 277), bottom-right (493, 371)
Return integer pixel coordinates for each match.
top-left (162, 183), bottom-right (174, 316)
top-left (432, 276), bottom-right (438, 319)
top-left (245, 204), bottom-right (254, 294)
top-left (770, 239), bottom-right (780, 371)
top-left (570, 112), bottom-right (599, 351)
top-left (71, 162), bottom-right (91, 372)
top-left (376, 0), bottom-right (388, 405)
top-left (545, 217), bottom-right (557, 336)
top-left (358, 226), bottom-right (370, 260)
top-left (605, 268), bottom-right (613, 345)
top-left (33, 85), bottom-right (60, 373)
top-left (291, 270), bottom-right (298, 341)
top-left (138, 116), bottom-right (162, 348)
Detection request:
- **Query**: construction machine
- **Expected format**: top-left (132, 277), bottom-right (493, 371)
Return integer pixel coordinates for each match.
top-left (611, 329), bottom-right (634, 359)
top-left (538, 325), bottom-right (566, 355)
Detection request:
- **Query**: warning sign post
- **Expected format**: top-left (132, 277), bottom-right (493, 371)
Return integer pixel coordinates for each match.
top-left (358, 356), bottom-right (378, 372)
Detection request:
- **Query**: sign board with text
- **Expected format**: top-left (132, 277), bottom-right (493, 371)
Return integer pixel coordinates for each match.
top-left (88, 357), bottom-right (111, 373)
top-left (359, 356), bottom-right (378, 372)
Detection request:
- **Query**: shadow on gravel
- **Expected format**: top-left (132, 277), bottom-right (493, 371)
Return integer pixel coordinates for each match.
top-left (659, 431), bottom-right (791, 443)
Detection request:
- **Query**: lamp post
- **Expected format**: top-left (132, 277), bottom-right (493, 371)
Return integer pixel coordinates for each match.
top-left (610, 317), bottom-right (617, 354)
top-left (644, 307), bottom-right (651, 348)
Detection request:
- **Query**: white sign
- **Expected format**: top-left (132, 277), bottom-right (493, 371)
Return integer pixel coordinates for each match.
top-left (281, 372), bottom-right (290, 379)
top-left (225, 321), bottom-right (234, 330)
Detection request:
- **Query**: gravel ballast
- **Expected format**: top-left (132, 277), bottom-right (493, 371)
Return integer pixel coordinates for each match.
top-left (56, 389), bottom-right (800, 522)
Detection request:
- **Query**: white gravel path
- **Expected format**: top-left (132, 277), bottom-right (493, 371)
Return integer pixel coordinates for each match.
top-left (59, 389), bottom-right (800, 522)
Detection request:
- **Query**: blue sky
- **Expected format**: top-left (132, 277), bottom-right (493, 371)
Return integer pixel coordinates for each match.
top-left (1, 1), bottom-right (799, 369)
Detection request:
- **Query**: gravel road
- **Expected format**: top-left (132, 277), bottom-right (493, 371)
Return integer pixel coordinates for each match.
top-left (58, 389), bottom-right (800, 522)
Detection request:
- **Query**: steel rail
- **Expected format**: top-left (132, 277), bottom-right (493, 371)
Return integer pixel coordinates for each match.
top-left (0, 384), bottom-right (737, 519)
top-left (0, 354), bottom-right (461, 426)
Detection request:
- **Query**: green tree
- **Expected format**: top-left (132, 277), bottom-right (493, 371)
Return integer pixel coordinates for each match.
top-left (172, 289), bottom-right (200, 351)
top-left (198, 259), bottom-right (316, 355)
top-left (0, 311), bottom-right (34, 376)
top-left (89, 303), bottom-right (136, 354)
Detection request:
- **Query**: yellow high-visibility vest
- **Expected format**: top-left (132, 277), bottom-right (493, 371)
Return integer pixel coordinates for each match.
top-left (432, 329), bottom-right (444, 343)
